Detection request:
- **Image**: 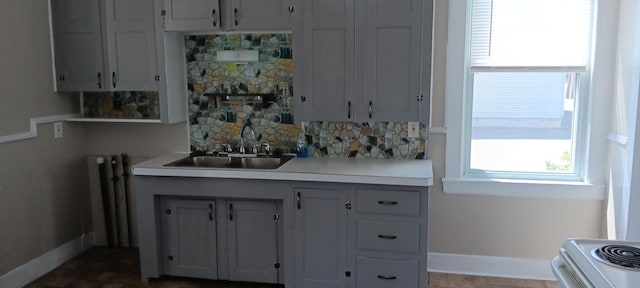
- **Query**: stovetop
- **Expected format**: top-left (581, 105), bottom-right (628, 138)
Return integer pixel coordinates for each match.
top-left (564, 239), bottom-right (640, 288)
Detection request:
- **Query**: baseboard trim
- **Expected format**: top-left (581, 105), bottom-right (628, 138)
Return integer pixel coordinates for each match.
top-left (0, 232), bottom-right (95, 287)
top-left (427, 252), bottom-right (555, 281)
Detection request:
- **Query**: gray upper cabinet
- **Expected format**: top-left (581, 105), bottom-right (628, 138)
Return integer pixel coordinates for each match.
top-left (294, 188), bottom-right (350, 288)
top-left (294, 0), bottom-right (434, 123)
top-left (226, 200), bottom-right (279, 283)
top-left (103, 0), bottom-right (159, 91)
top-left (162, 0), bottom-right (292, 32)
top-left (362, 0), bottom-right (430, 122)
top-left (292, 0), bottom-right (356, 122)
top-left (162, 0), bottom-right (221, 31)
top-left (226, 0), bottom-right (292, 30)
top-left (161, 198), bottom-right (218, 279)
top-left (51, 0), bottom-right (105, 92)
top-left (50, 0), bottom-right (159, 92)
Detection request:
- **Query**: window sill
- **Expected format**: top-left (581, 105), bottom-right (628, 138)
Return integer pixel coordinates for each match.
top-left (442, 178), bottom-right (605, 200)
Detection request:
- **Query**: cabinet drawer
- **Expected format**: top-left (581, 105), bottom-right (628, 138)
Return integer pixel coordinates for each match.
top-left (357, 220), bottom-right (420, 253)
top-left (356, 256), bottom-right (419, 288)
top-left (357, 190), bottom-right (420, 216)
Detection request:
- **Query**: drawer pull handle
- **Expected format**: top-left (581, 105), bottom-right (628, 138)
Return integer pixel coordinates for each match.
top-left (377, 200), bottom-right (398, 205)
top-left (378, 234), bottom-right (397, 239)
top-left (234, 8), bottom-right (239, 26)
top-left (377, 275), bottom-right (397, 280)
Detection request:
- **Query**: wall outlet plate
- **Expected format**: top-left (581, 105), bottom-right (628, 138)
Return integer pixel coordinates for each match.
top-left (408, 122), bottom-right (420, 138)
top-left (54, 122), bottom-right (63, 139)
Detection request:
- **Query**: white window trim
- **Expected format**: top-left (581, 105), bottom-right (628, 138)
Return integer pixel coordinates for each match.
top-left (443, 0), bottom-right (618, 199)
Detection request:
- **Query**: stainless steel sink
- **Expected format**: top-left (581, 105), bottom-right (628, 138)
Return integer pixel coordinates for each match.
top-left (164, 155), bottom-right (293, 169)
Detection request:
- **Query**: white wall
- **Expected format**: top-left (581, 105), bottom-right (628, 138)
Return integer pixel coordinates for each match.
top-left (607, 0), bottom-right (640, 240)
top-left (0, 0), bottom-right (90, 276)
top-left (83, 122), bottom-right (188, 245)
top-left (427, 0), bottom-right (604, 261)
top-left (0, 0), bottom-right (619, 280)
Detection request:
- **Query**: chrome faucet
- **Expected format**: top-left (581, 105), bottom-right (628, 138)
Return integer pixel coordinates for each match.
top-left (240, 118), bottom-right (255, 154)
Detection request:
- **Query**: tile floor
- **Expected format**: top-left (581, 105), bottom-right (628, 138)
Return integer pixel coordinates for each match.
top-left (25, 247), bottom-right (557, 288)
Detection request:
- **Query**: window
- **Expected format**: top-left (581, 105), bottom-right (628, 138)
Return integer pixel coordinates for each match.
top-left (453, 0), bottom-right (593, 179)
top-left (443, 0), bottom-right (613, 198)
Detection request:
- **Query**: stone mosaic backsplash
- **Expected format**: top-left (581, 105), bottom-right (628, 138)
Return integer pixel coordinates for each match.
top-left (298, 121), bottom-right (426, 159)
top-left (82, 91), bottom-right (160, 119)
top-left (186, 33), bottom-right (427, 159)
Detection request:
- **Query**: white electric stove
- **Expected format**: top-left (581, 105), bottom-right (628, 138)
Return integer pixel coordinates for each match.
top-left (552, 238), bottom-right (640, 287)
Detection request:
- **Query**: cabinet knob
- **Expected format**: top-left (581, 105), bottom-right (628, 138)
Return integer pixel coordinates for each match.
top-left (348, 101), bottom-right (352, 119)
top-left (300, 96), bottom-right (307, 102)
top-left (59, 74), bottom-right (65, 81)
top-left (97, 72), bottom-right (102, 88)
top-left (368, 101), bottom-right (373, 118)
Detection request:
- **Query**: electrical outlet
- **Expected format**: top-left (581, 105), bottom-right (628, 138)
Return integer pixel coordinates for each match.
top-left (408, 122), bottom-right (420, 138)
top-left (54, 122), bottom-right (63, 139)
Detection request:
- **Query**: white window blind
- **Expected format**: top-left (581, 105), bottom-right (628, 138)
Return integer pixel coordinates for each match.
top-left (469, 0), bottom-right (593, 70)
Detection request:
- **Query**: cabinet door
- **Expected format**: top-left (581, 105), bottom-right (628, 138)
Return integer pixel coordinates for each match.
top-left (294, 189), bottom-right (349, 288)
top-left (51, 0), bottom-right (105, 92)
top-left (103, 0), bottom-right (158, 91)
top-left (293, 0), bottom-right (356, 121)
top-left (162, 199), bottom-right (218, 279)
top-left (362, 0), bottom-right (430, 122)
top-left (226, 0), bottom-right (291, 30)
top-left (163, 0), bottom-right (221, 31)
top-left (227, 200), bottom-right (279, 283)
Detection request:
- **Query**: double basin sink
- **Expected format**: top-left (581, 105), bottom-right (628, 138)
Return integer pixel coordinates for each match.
top-left (164, 154), bottom-right (294, 170)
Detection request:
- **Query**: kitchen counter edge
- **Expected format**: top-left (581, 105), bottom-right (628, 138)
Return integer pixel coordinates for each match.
top-left (132, 153), bottom-right (434, 187)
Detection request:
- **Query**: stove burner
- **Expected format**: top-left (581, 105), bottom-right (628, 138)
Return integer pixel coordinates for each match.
top-left (594, 245), bottom-right (640, 270)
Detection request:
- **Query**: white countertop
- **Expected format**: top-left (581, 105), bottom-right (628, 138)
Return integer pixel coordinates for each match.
top-left (133, 153), bottom-right (433, 187)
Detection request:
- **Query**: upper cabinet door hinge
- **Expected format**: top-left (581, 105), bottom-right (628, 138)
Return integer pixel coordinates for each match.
top-left (161, 9), bottom-right (166, 17)
top-left (417, 95), bottom-right (424, 102)
top-left (288, 5), bottom-right (294, 13)
top-left (274, 211), bottom-right (280, 222)
top-left (345, 201), bottom-right (352, 210)
top-left (165, 209), bottom-right (171, 215)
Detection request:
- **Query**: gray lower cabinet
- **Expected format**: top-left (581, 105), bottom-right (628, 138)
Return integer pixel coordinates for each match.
top-left (354, 189), bottom-right (427, 288)
top-left (294, 188), bottom-right (351, 288)
top-left (136, 176), bottom-right (428, 288)
top-left (160, 198), bottom-right (280, 283)
top-left (161, 198), bottom-right (218, 279)
top-left (294, 186), bottom-right (427, 288)
top-left (356, 257), bottom-right (419, 288)
top-left (226, 200), bottom-right (280, 283)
